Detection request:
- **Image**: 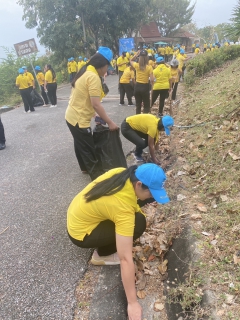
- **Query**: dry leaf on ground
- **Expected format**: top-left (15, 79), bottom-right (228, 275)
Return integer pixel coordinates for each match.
top-left (190, 213), bottom-right (202, 220)
top-left (197, 203), bottom-right (207, 212)
top-left (137, 290), bottom-right (146, 299)
top-left (177, 194), bottom-right (187, 201)
top-left (158, 259), bottom-right (168, 275)
top-left (154, 301), bottom-right (164, 312)
top-left (136, 274), bottom-right (147, 291)
top-left (233, 252), bottom-right (240, 264)
top-left (228, 150), bottom-right (240, 160)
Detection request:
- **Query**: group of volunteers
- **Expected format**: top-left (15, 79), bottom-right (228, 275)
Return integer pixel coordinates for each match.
top-left (65, 46), bottom-right (175, 320)
top-left (191, 41), bottom-right (233, 54)
top-left (15, 64), bottom-right (57, 113)
top-left (117, 44), bottom-right (190, 117)
top-left (67, 56), bottom-right (88, 82)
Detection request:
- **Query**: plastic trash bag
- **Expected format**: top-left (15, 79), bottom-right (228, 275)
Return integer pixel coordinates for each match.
top-left (93, 125), bottom-right (127, 171)
top-left (30, 89), bottom-right (44, 107)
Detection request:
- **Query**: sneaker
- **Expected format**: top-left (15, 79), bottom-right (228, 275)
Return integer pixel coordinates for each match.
top-left (27, 110), bottom-right (31, 113)
top-left (50, 105), bottom-right (57, 108)
top-left (119, 103), bottom-right (125, 106)
top-left (0, 143), bottom-right (6, 150)
top-left (128, 104), bottom-right (135, 107)
top-left (90, 250), bottom-right (120, 266)
top-left (134, 155), bottom-right (144, 162)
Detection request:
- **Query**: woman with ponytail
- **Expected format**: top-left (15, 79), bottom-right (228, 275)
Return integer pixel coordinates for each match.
top-left (65, 47), bottom-right (118, 180)
top-left (44, 64), bottom-right (57, 107)
top-left (67, 163), bottom-right (169, 320)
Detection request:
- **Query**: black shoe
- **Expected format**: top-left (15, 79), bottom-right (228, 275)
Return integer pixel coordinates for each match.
top-left (0, 143), bottom-right (6, 150)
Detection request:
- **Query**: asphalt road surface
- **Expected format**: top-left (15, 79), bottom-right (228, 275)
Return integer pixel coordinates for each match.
top-left (0, 75), bottom-right (135, 320)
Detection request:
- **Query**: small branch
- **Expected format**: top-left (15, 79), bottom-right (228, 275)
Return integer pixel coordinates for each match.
top-left (0, 226), bottom-right (9, 235)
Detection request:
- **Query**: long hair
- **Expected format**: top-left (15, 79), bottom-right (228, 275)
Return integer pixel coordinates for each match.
top-left (84, 165), bottom-right (149, 202)
top-left (139, 55), bottom-right (149, 71)
top-left (72, 53), bottom-right (109, 88)
top-left (47, 64), bottom-right (56, 82)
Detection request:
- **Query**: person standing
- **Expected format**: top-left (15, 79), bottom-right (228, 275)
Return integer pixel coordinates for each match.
top-left (67, 163), bottom-right (170, 320)
top-left (151, 57), bottom-right (171, 117)
top-left (34, 66), bottom-right (48, 106)
top-left (0, 116), bottom-right (6, 150)
top-left (16, 68), bottom-right (35, 113)
top-left (44, 64), bottom-right (57, 108)
top-left (176, 49), bottom-right (189, 80)
top-left (22, 66), bottom-right (35, 91)
top-left (121, 114), bottom-right (174, 162)
top-left (130, 50), bottom-right (154, 114)
top-left (78, 56), bottom-right (86, 71)
top-left (65, 47), bottom-right (118, 180)
top-left (69, 57), bottom-right (78, 81)
top-left (170, 59), bottom-right (181, 101)
top-left (119, 64), bottom-right (135, 106)
top-left (117, 52), bottom-right (129, 92)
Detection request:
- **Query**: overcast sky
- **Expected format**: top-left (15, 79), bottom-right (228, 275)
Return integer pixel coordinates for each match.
top-left (0, 0), bottom-right (238, 59)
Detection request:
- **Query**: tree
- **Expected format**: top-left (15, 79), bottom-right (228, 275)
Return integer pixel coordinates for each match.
top-left (227, 0), bottom-right (240, 40)
top-left (18, 0), bottom-right (151, 58)
top-left (152, 0), bottom-right (195, 36)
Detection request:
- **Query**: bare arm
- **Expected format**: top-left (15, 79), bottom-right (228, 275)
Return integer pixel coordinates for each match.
top-left (116, 234), bottom-right (142, 320)
top-left (90, 97), bottom-right (118, 131)
top-left (149, 73), bottom-right (154, 85)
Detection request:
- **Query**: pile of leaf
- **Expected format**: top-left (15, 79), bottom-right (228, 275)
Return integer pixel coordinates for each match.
top-left (133, 203), bottom-right (181, 302)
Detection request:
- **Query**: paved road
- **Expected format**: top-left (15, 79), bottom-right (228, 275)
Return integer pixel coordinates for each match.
top-left (0, 75), bottom-right (134, 320)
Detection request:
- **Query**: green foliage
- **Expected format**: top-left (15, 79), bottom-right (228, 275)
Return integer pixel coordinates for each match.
top-left (227, 0), bottom-right (240, 38)
top-left (152, 0), bottom-right (195, 36)
top-left (185, 45), bottom-right (240, 86)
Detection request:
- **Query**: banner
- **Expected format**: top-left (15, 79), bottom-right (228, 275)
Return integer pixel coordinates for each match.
top-left (119, 38), bottom-right (135, 55)
top-left (14, 38), bottom-right (38, 57)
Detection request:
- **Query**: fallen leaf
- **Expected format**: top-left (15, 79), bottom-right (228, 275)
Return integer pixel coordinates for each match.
top-left (225, 294), bottom-right (234, 305)
top-left (177, 194), bottom-right (187, 201)
top-left (136, 274), bottom-right (147, 291)
top-left (190, 213), bottom-right (202, 220)
top-left (228, 150), bottom-right (240, 161)
top-left (207, 134), bottom-right (212, 138)
top-left (232, 224), bottom-right (240, 232)
top-left (137, 290), bottom-right (146, 299)
top-left (148, 255), bottom-right (156, 262)
top-left (233, 252), bottom-right (240, 264)
top-left (202, 231), bottom-right (211, 236)
top-left (217, 310), bottom-right (225, 316)
top-left (197, 203), bottom-right (207, 212)
top-left (154, 301), bottom-right (164, 312)
top-left (220, 195), bottom-right (228, 202)
top-left (158, 259), bottom-right (168, 275)
top-left (177, 171), bottom-right (186, 176)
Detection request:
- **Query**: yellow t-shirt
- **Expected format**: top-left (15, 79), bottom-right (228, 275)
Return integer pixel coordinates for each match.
top-left (148, 60), bottom-right (155, 68)
top-left (120, 67), bottom-right (135, 84)
top-left (78, 61), bottom-right (86, 70)
top-left (67, 62), bottom-right (71, 74)
top-left (126, 114), bottom-right (159, 143)
top-left (67, 167), bottom-right (143, 240)
top-left (153, 64), bottom-right (171, 90)
top-left (16, 74), bottom-right (31, 89)
top-left (36, 72), bottom-right (45, 86)
top-left (45, 70), bottom-right (56, 83)
top-left (195, 48), bottom-right (200, 54)
top-left (147, 48), bottom-right (153, 55)
top-left (170, 67), bottom-right (180, 83)
top-left (25, 72), bottom-right (34, 87)
top-left (204, 43), bottom-right (207, 48)
top-left (206, 48), bottom-right (211, 52)
top-left (69, 61), bottom-right (78, 72)
top-left (176, 54), bottom-right (186, 71)
top-left (132, 62), bottom-right (152, 83)
top-left (192, 43), bottom-right (196, 48)
top-left (159, 47), bottom-right (165, 55)
top-left (65, 66), bottom-right (101, 128)
top-left (117, 56), bottom-right (129, 72)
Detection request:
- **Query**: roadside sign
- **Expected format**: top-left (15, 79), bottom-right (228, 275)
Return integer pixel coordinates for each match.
top-left (14, 38), bottom-right (38, 57)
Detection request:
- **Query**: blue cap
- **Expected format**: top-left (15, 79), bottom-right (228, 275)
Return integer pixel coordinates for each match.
top-left (35, 66), bottom-right (41, 71)
top-left (162, 115), bottom-right (174, 136)
top-left (70, 57), bottom-right (74, 61)
top-left (154, 53), bottom-right (158, 58)
top-left (180, 49), bottom-right (185, 54)
top-left (156, 57), bottom-right (164, 63)
top-left (68, 58), bottom-right (71, 62)
top-left (18, 68), bottom-right (24, 74)
top-left (97, 46), bottom-right (113, 63)
top-left (79, 56), bottom-right (82, 59)
top-left (143, 45), bottom-right (147, 49)
top-left (84, 57), bottom-right (87, 62)
top-left (22, 66), bottom-right (27, 70)
top-left (135, 163), bottom-right (169, 204)
top-left (196, 44), bottom-right (199, 47)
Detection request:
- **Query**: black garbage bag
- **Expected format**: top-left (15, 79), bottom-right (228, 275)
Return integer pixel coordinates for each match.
top-left (93, 125), bottom-right (127, 172)
top-left (30, 89), bottom-right (44, 107)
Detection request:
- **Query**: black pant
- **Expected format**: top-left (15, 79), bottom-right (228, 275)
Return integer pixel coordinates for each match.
top-left (71, 72), bottom-right (77, 81)
top-left (134, 82), bottom-right (150, 114)
top-left (0, 116), bottom-right (5, 144)
top-left (47, 82), bottom-right (57, 105)
top-left (20, 88), bottom-right (34, 112)
top-left (68, 212), bottom-right (146, 256)
top-left (152, 89), bottom-right (169, 115)
top-left (118, 71), bottom-right (124, 91)
top-left (171, 82), bottom-right (179, 100)
top-left (121, 119), bottom-right (148, 157)
top-left (40, 85), bottom-right (49, 104)
top-left (119, 83), bottom-right (134, 105)
top-left (66, 121), bottom-right (104, 180)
